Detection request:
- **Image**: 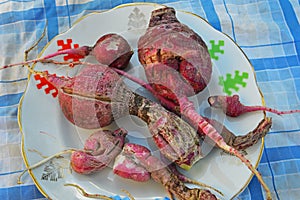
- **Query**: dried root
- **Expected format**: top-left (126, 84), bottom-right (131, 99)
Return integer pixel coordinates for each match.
top-left (64, 183), bottom-right (135, 200)
top-left (17, 149), bottom-right (85, 184)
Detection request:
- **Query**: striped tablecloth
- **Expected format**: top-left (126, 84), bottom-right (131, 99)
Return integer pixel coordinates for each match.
top-left (0, 1), bottom-right (299, 199)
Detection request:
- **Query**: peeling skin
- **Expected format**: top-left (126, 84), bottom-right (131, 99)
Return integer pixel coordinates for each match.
top-left (92, 33), bottom-right (133, 69)
top-left (70, 128), bottom-right (127, 174)
top-left (106, 40), bottom-right (120, 51)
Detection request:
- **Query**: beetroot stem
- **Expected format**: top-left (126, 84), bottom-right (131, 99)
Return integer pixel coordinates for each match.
top-left (0, 46), bottom-right (91, 70)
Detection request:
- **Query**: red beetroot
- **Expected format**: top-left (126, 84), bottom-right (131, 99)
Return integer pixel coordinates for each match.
top-left (138, 7), bottom-right (212, 103)
top-left (92, 33), bottom-right (133, 69)
top-left (208, 94), bottom-right (300, 117)
top-left (43, 64), bottom-right (121, 129)
top-left (71, 128), bottom-right (127, 174)
top-left (1, 33), bottom-right (133, 70)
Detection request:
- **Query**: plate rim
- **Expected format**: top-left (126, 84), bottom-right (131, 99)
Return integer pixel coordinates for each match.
top-left (17, 2), bottom-right (266, 199)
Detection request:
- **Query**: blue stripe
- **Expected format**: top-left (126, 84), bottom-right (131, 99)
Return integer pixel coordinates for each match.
top-left (65, 0), bottom-right (72, 28)
top-left (0, 170), bottom-right (23, 176)
top-left (279, 0), bottom-right (300, 55)
top-left (0, 77), bottom-right (27, 83)
top-left (44, 0), bottom-right (59, 40)
top-left (263, 145), bottom-right (280, 199)
top-left (260, 146), bottom-right (300, 163)
top-left (279, 1), bottom-right (300, 99)
top-left (0, 1), bottom-right (9, 5)
top-left (222, 0), bottom-right (236, 41)
top-left (0, 93), bottom-right (23, 107)
top-left (0, 185), bottom-right (44, 200)
top-left (268, 129), bottom-right (300, 135)
top-left (200, 0), bottom-right (222, 31)
top-left (0, 8), bottom-right (45, 26)
top-left (240, 41), bottom-right (296, 49)
top-left (251, 55), bottom-right (299, 71)
top-left (248, 176), bottom-right (264, 200)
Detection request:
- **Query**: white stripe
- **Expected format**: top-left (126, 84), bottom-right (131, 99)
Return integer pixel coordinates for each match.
top-left (265, 131), bottom-right (300, 148)
top-left (0, 79), bottom-right (27, 96)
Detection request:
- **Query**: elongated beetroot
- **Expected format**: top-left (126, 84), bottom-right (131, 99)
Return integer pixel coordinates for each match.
top-left (115, 68), bottom-right (272, 150)
top-left (138, 7), bottom-right (212, 103)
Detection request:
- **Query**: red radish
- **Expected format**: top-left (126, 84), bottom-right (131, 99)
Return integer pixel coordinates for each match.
top-left (1, 33), bottom-right (133, 70)
top-left (70, 128), bottom-right (127, 174)
top-left (208, 94), bottom-right (300, 117)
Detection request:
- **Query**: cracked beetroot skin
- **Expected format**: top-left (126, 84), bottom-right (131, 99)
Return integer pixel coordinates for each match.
top-left (138, 7), bottom-right (212, 103)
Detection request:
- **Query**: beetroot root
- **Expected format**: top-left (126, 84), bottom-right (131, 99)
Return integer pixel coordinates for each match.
top-left (208, 94), bottom-right (300, 117)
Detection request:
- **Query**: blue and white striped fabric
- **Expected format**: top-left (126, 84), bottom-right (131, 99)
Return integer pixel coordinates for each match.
top-left (0, 0), bottom-right (299, 200)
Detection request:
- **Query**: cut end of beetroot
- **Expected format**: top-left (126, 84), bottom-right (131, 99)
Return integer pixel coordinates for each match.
top-left (207, 95), bottom-right (224, 109)
top-left (149, 7), bottom-right (179, 27)
top-left (70, 151), bottom-right (101, 174)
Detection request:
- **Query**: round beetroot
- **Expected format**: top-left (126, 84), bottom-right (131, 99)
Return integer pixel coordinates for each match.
top-left (138, 7), bottom-right (212, 103)
top-left (92, 33), bottom-right (133, 69)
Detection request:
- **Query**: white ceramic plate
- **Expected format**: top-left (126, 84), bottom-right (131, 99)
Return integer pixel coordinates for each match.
top-left (19, 3), bottom-right (265, 200)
